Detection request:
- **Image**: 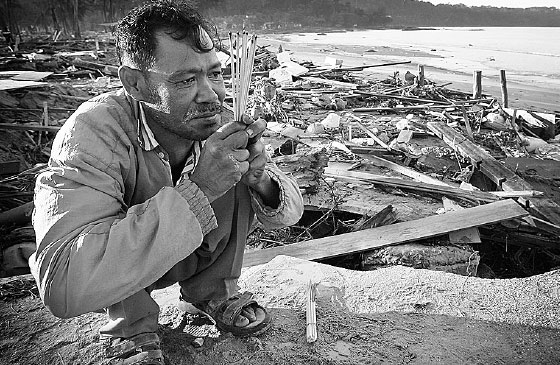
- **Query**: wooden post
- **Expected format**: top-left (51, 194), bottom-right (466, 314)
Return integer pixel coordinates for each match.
top-left (500, 69), bottom-right (508, 108)
top-left (417, 65), bottom-right (425, 87)
top-left (460, 104), bottom-right (474, 139)
top-left (73, 0), bottom-right (81, 39)
top-left (43, 101), bottom-right (49, 129)
top-left (94, 39), bottom-right (99, 58)
top-left (472, 71), bottom-right (482, 99)
top-left (38, 101), bottom-right (49, 145)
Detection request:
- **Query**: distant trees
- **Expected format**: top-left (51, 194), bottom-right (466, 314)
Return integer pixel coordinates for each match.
top-left (355, 0), bottom-right (560, 27)
top-left (0, 0), bottom-right (558, 41)
top-left (1, 0), bottom-right (146, 39)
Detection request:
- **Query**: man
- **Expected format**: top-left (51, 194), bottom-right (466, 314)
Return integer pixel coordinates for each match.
top-left (30, 1), bottom-right (304, 364)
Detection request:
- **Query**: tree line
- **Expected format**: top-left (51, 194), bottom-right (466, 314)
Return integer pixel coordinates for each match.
top-left (1, 0), bottom-right (559, 41)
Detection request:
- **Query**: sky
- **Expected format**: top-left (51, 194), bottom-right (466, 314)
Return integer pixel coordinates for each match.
top-left (425, 0), bottom-right (559, 8)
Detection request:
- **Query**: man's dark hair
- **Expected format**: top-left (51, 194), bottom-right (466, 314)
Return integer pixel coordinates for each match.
top-left (115, 0), bottom-right (219, 70)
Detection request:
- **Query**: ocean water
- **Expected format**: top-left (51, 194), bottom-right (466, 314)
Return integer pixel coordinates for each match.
top-left (283, 27), bottom-right (560, 86)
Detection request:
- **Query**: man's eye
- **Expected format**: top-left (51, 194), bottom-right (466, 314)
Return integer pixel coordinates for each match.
top-left (175, 78), bottom-right (195, 87)
top-left (210, 71), bottom-right (223, 79)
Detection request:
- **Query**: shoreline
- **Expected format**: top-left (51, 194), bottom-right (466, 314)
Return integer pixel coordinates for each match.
top-left (259, 33), bottom-right (560, 114)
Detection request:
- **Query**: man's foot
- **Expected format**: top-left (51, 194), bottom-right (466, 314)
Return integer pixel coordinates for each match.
top-left (183, 291), bottom-right (272, 337)
top-left (103, 332), bottom-right (165, 365)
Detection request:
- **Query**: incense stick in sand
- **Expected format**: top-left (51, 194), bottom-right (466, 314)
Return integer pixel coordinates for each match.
top-left (306, 280), bottom-right (318, 343)
top-left (228, 31), bottom-right (257, 121)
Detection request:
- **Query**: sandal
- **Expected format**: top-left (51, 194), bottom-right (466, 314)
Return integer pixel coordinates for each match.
top-left (190, 292), bottom-right (272, 337)
top-left (104, 332), bottom-right (165, 365)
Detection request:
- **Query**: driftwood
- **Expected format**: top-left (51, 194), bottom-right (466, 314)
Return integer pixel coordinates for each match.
top-left (361, 243), bottom-right (480, 276)
top-left (324, 165), bottom-right (500, 203)
top-left (362, 154), bottom-right (450, 187)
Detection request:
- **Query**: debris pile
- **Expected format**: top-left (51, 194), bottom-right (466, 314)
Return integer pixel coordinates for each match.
top-left (1, 35), bottom-right (559, 283)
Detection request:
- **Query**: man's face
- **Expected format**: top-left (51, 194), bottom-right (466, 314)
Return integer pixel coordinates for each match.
top-left (140, 31), bottom-right (226, 141)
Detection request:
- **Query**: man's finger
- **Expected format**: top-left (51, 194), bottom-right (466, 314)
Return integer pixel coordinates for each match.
top-left (240, 114), bottom-right (254, 126)
top-left (222, 130), bottom-right (249, 149)
top-left (238, 161), bottom-right (250, 174)
top-left (246, 118), bottom-right (267, 141)
top-left (230, 149), bottom-right (250, 162)
top-left (213, 121), bottom-right (248, 140)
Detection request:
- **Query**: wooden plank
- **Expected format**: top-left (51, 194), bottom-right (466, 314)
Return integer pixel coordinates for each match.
top-left (491, 190), bottom-right (544, 198)
top-left (352, 120), bottom-right (391, 150)
top-left (478, 163), bottom-right (510, 187)
top-left (325, 166), bottom-right (499, 203)
top-left (8, 71), bottom-right (53, 81)
top-left (443, 197), bottom-right (482, 244)
top-left (243, 199), bottom-right (527, 267)
top-left (301, 76), bottom-right (357, 90)
top-left (427, 122), bottom-right (485, 165)
top-left (355, 90), bottom-right (449, 105)
top-left (353, 104), bottom-right (448, 113)
top-left (428, 122), bottom-right (521, 185)
top-left (0, 107), bottom-right (75, 113)
top-left (0, 79), bottom-right (48, 91)
top-left (0, 123), bottom-right (61, 133)
top-left (359, 155), bottom-right (450, 187)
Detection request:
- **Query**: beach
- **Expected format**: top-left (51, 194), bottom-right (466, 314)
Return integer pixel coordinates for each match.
top-left (260, 27), bottom-right (560, 114)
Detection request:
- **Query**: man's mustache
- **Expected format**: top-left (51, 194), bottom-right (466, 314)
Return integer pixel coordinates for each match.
top-left (184, 103), bottom-right (222, 120)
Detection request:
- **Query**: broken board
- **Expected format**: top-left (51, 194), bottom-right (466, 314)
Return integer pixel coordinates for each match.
top-left (443, 197), bottom-right (482, 244)
top-left (243, 199), bottom-right (527, 267)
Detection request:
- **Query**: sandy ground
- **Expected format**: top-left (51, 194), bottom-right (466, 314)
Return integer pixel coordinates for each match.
top-left (259, 33), bottom-right (560, 114)
top-left (2, 256), bottom-right (560, 364)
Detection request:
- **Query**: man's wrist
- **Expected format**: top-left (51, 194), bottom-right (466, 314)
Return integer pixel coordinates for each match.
top-left (250, 170), bottom-right (272, 194)
top-left (250, 170), bottom-right (280, 209)
top-left (174, 177), bottom-right (218, 235)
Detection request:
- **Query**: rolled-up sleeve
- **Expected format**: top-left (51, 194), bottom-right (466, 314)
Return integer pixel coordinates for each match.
top-left (249, 162), bottom-right (304, 230)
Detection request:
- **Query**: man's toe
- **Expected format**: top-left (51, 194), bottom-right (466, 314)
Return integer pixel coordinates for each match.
top-left (235, 315), bottom-right (250, 327)
top-left (241, 307), bottom-right (257, 322)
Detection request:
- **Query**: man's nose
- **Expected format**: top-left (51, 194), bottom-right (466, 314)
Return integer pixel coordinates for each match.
top-left (195, 77), bottom-right (219, 104)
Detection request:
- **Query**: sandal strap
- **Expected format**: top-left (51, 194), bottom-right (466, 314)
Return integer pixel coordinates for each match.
top-left (109, 350), bottom-right (164, 365)
top-left (105, 333), bottom-right (160, 358)
top-left (117, 350), bottom-right (164, 365)
top-left (220, 292), bottom-right (258, 327)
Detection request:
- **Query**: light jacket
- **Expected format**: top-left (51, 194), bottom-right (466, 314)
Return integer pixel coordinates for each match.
top-left (30, 89), bottom-right (304, 318)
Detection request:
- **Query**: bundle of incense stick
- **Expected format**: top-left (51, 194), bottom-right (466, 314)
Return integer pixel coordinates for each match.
top-left (228, 31), bottom-right (258, 121)
top-left (306, 280), bottom-right (318, 343)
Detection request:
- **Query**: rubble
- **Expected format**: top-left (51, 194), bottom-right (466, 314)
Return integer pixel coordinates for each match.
top-left (1, 34), bottom-right (559, 284)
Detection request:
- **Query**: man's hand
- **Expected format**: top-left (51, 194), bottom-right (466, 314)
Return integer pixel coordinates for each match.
top-left (239, 116), bottom-right (268, 188)
top-left (239, 116), bottom-right (281, 208)
top-left (190, 121), bottom-right (250, 202)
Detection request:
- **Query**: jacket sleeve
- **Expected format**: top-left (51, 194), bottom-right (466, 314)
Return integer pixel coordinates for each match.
top-left (30, 103), bottom-right (216, 318)
top-left (249, 161), bottom-right (304, 230)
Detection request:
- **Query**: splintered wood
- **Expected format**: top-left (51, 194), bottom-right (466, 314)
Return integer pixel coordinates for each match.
top-left (229, 32), bottom-right (257, 120)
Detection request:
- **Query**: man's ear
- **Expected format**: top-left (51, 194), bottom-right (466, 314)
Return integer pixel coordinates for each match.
top-left (119, 65), bottom-right (148, 101)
